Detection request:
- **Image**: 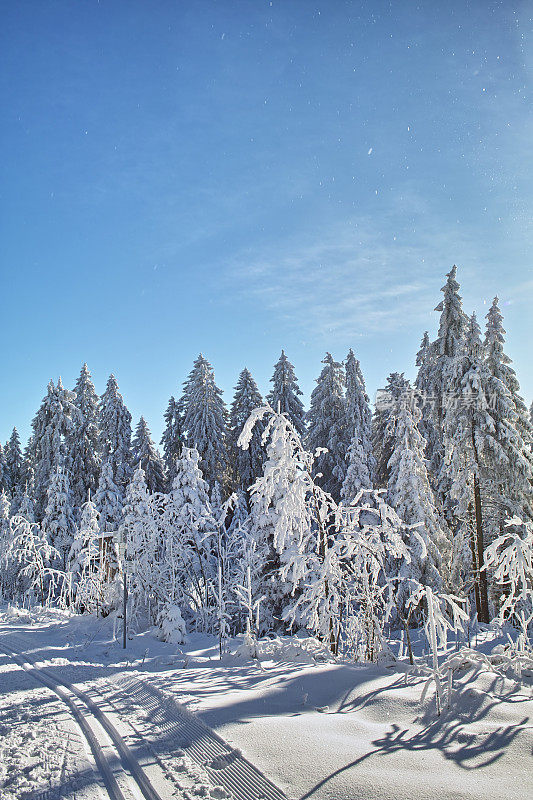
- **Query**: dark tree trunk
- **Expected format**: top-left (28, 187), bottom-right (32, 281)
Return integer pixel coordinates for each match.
top-left (473, 473), bottom-right (490, 623)
top-left (468, 504), bottom-right (482, 617)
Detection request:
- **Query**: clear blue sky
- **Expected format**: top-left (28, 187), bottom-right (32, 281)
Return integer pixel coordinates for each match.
top-left (1, 0), bottom-right (531, 446)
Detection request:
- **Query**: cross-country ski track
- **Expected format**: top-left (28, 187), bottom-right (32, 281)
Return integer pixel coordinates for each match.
top-left (0, 631), bottom-right (290, 800)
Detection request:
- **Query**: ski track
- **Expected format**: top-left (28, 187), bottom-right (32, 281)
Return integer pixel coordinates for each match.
top-left (0, 628), bottom-right (291, 800)
top-left (0, 637), bottom-right (151, 800)
top-left (89, 675), bottom-right (289, 800)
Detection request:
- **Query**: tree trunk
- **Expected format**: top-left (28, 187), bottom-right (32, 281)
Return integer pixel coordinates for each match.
top-left (468, 504), bottom-right (482, 617)
top-left (473, 474), bottom-right (490, 623)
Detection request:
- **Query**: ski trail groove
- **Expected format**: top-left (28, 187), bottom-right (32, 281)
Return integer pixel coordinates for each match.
top-left (0, 639), bottom-right (165, 800)
top-left (94, 675), bottom-right (290, 800)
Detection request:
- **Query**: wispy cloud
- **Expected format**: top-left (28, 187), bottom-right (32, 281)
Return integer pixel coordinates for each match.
top-left (223, 193), bottom-right (494, 340)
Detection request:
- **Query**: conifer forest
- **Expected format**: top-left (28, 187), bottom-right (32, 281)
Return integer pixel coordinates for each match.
top-left (1, 267), bottom-right (531, 653)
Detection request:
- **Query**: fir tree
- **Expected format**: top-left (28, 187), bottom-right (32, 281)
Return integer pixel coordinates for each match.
top-left (31, 378), bottom-right (82, 518)
top-left (99, 374), bottom-right (132, 493)
top-left (94, 458), bottom-right (122, 580)
top-left (5, 427), bottom-right (23, 496)
top-left (431, 266), bottom-right (469, 426)
top-left (41, 463), bottom-right (77, 570)
top-left (69, 495), bottom-right (102, 611)
top-left (21, 436), bottom-right (35, 495)
top-left (386, 392), bottom-right (449, 607)
top-left (372, 372), bottom-right (410, 488)
top-left (160, 396), bottom-right (183, 486)
top-left (342, 435), bottom-right (372, 502)
top-left (95, 459), bottom-right (122, 535)
top-left (210, 480), bottom-right (224, 524)
top-left (0, 444), bottom-right (7, 493)
top-left (132, 416), bottom-right (166, 494)
top-left (344, 349), bottom-right (374, 481)
top-left (180, 354), bottom-right (229, 489)
top-left (18, 487), bottom-right (35, 523)
top-left (162, 448), bottom-right (217, 626)
top-left (70, 364), bottom-right (102, 515)
top-left (240, 407), bottom-right (313, 633)
top-left (415, 331), bottom-right (432, 395)
top-left (428, 265), bottom-right (469, 489)
top-left (415, 331), bottom-right (442, 481)
top-left (307, 353), bottom-right (347, 498)
top-left (442, 313), bottom-right (497, 621)
top-left (229, 368), bottom-right (264, 493)
top-left (0, 490), bottom-right (12, 596)
top-left (484, 297), bottom-right (533, 521)
top-left (120, 465), bottom-right (161, 616)
top-left (266, 350), bottom-right (306, 437)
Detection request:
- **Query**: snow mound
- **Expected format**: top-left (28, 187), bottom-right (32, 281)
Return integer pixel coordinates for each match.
top-left (233, 633), bottom-right (333, 664)
top-left (1, 606), bottom-right (33, 624)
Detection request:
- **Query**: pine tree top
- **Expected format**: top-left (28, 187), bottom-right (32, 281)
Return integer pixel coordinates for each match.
top-left (434, 265), bottom-right (467, 359)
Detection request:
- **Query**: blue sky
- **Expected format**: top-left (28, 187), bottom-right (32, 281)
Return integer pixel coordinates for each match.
top-left (1, 0), bottom-right (531, 446)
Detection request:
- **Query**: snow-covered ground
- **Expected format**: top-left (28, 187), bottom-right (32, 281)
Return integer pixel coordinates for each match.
top-left (0, 606), bottom-right (531, 800)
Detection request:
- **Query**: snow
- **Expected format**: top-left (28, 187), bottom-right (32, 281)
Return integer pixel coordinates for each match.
top-left (1, 607), bottom-right (530, 800)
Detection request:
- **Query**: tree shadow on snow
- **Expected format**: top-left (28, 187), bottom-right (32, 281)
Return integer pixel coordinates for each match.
top-left (299, 680), bottom-right (530, 799)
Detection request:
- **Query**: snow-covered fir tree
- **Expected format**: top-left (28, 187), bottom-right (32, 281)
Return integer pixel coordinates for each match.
top-left (95, 460), bottom-right (122, 535)
top-left (430, 265), bottom-right (469, 431)
top-left (415, 331), bottom-right (442, 482)
top-left (415, 331), bottom-right (432, 397)
top-left (426, 266), bottom-right (469, 506)
top-left (484, 297), bottom-right (533, 522)
top-left (266, 350), bottom-right (306, 437)
top-left (385, 392), bottom-right (449, 608)
top-left (372, 372), bottom-right (410, 488)
top-left (210, 480), bottom-right (223, 524)
top-left (161, 448), bottom-right (217, 628)
top-left (307, 353), bottom-right (347, 498)
top-left (94, 459), bottom-right (122, 581)
top-left (41, 463), bottom-right (77, 570)
top-left (240, 406), bottom-right (315, 633)
top-left (4, 427), bottom-right (23, 498)
top-left (223, 488), bottom-right (254, 631)
top-left (341, 434), bottom-right (372, 502)
top-left (442, 312), bottom-right (502, 621)
top-left (229, 368), bottom-right (264, 493)
top-left (180, 354), bottom-right (229, 490)
top-left (120, 465), bottom-right (161, 618)
top-left (132, 416), bottom-right (166, 494)
top-left (0, 445), bottom-right (7, 493)
top-left (31, 379), bottom-right (82, 518)
top-left (0, 490), bottom-right (13, 597)
top-left (344, 349), bottom-right (374, 482)
top-left (21, 436), bottom-right (35, 495)
top-left (99, 374), bottom-right (132, 493)
top-left (160, 396), bottom-right (183, 487)
top-left (68, 494), bottom-right (102, 611)
top-left (70, 364), bottom-right (102, 515)
top-left (18, 486), bottom-right (35, 524)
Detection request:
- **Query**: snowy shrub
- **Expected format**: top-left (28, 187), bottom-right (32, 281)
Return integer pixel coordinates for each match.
top-left (483, 516), bottom-right (532, 644)
top-left (158, 603), bottom-right (187, 644)
top-left (9, 515), bottom-right (64, 607)
top-left (233, 632), bottom-right (331, 664)
top-left (404, 585), bottom-right (468, 714)
top-left (233, 624), bottom-right (259, 660)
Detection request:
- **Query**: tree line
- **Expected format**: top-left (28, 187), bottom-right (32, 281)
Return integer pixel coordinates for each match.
top-left (0, 265), bottom-right (531, 653)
